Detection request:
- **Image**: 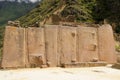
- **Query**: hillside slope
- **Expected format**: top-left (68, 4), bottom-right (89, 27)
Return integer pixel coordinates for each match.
top-left (18, 0), bottom-right (96, 26)
top-left (0, 1), bottom-right (38, 26)
top-left (18, 0), bottom-right (120, 34)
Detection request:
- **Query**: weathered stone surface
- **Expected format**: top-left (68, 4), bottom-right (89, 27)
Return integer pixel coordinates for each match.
top-left (98, 24), bottom-right (117, 63)
top-left (44, 25), bottom-right (59, 67)
top-left (27, 27), bottom-right (45, 67)
top-left (59, 26), bottom-right (77, 64)
top-left (63, 62), bottom-right (107, 68)
top-left (77, 26), bottom-right (99, 62)
top-left (2, 26), bottom-right (26, 68)
top-left (1, 24), bottom-right (117, 68)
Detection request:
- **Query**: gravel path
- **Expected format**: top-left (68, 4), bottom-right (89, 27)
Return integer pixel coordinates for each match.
top-left (0, 67), bottom-right (120, 80)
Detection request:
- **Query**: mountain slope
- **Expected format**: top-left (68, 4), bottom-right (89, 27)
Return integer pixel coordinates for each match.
top-left (18, 0), bottom-right (96, 26)
top-left (18, 0), bottom-right (120, 34)
top-left (0, 1), bottom-right (38, 26)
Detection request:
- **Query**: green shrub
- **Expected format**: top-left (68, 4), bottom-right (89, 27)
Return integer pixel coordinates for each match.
top-left (116, 44), bottom-right (120, 52)
top-left (0, 48), bottom-right (2, 62)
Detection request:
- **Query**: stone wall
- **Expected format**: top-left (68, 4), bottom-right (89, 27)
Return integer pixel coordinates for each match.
top-left (77, 27), bottom-right (99, 62)
top-left (27, 27), bottom-right (45, 67)
top-left (98, 24), bottom-right (117, 63)
top-left (2, 26), bottom-right (26, 68)
top-left (59, 26), bottom-right (77, 64)
top-left (44, 25), bottom-right (59, 67)
top-left (1, 24), bottom-right (117, 68)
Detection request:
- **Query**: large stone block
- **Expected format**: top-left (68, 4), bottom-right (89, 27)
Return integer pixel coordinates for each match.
top-left (27, 27), bottom-right (46, 67)
top-left (2, 26), bottom-right (26, 68)
top-left (77, 26), bottom-right (99, 62)
top-left (59, 26), bottom-right (77, 64)
top-left (98, 24), bottom-right (117, 63)
top-left (44, 25), bottom-right (59, 67)
top-left (2, 24), bottom-right (117, 68)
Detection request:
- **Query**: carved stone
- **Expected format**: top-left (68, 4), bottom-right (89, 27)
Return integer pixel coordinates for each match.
top-left (1, 24), bottom-right (117, 68)
top-left (98, 24), bottom-right (117, 63)
top-left (1, 26), bottom-right (26, 68)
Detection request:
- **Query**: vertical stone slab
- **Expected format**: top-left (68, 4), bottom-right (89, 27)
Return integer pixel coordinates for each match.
top-left (60, 26), bottom-right (77, 64)
top-left (77, 27), bottom-right (99, 62)
top-left (27, 27), bottom-right (46, 66)
top-left (44, 25), bottom-right (58, 67)
top-left (2, 26), bottom-right (26, 68)
top-left (98, 24), bottom-right (117, 63)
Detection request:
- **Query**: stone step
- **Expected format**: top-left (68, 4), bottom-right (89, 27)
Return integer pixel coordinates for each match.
top-left (62, 62), bottom-right (107, 68)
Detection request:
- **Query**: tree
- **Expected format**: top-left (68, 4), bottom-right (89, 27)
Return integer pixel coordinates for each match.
top-left (93, 0), bottom-right (120, 33)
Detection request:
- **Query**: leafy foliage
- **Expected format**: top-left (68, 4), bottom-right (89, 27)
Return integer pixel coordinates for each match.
top-left (93, 0), bottom-right (120, 33)
top-left (0, 26), bottom-right (5, 60)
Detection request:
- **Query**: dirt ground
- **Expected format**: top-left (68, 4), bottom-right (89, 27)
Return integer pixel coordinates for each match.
top-left (0, 67), bottom-right (120, 80)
